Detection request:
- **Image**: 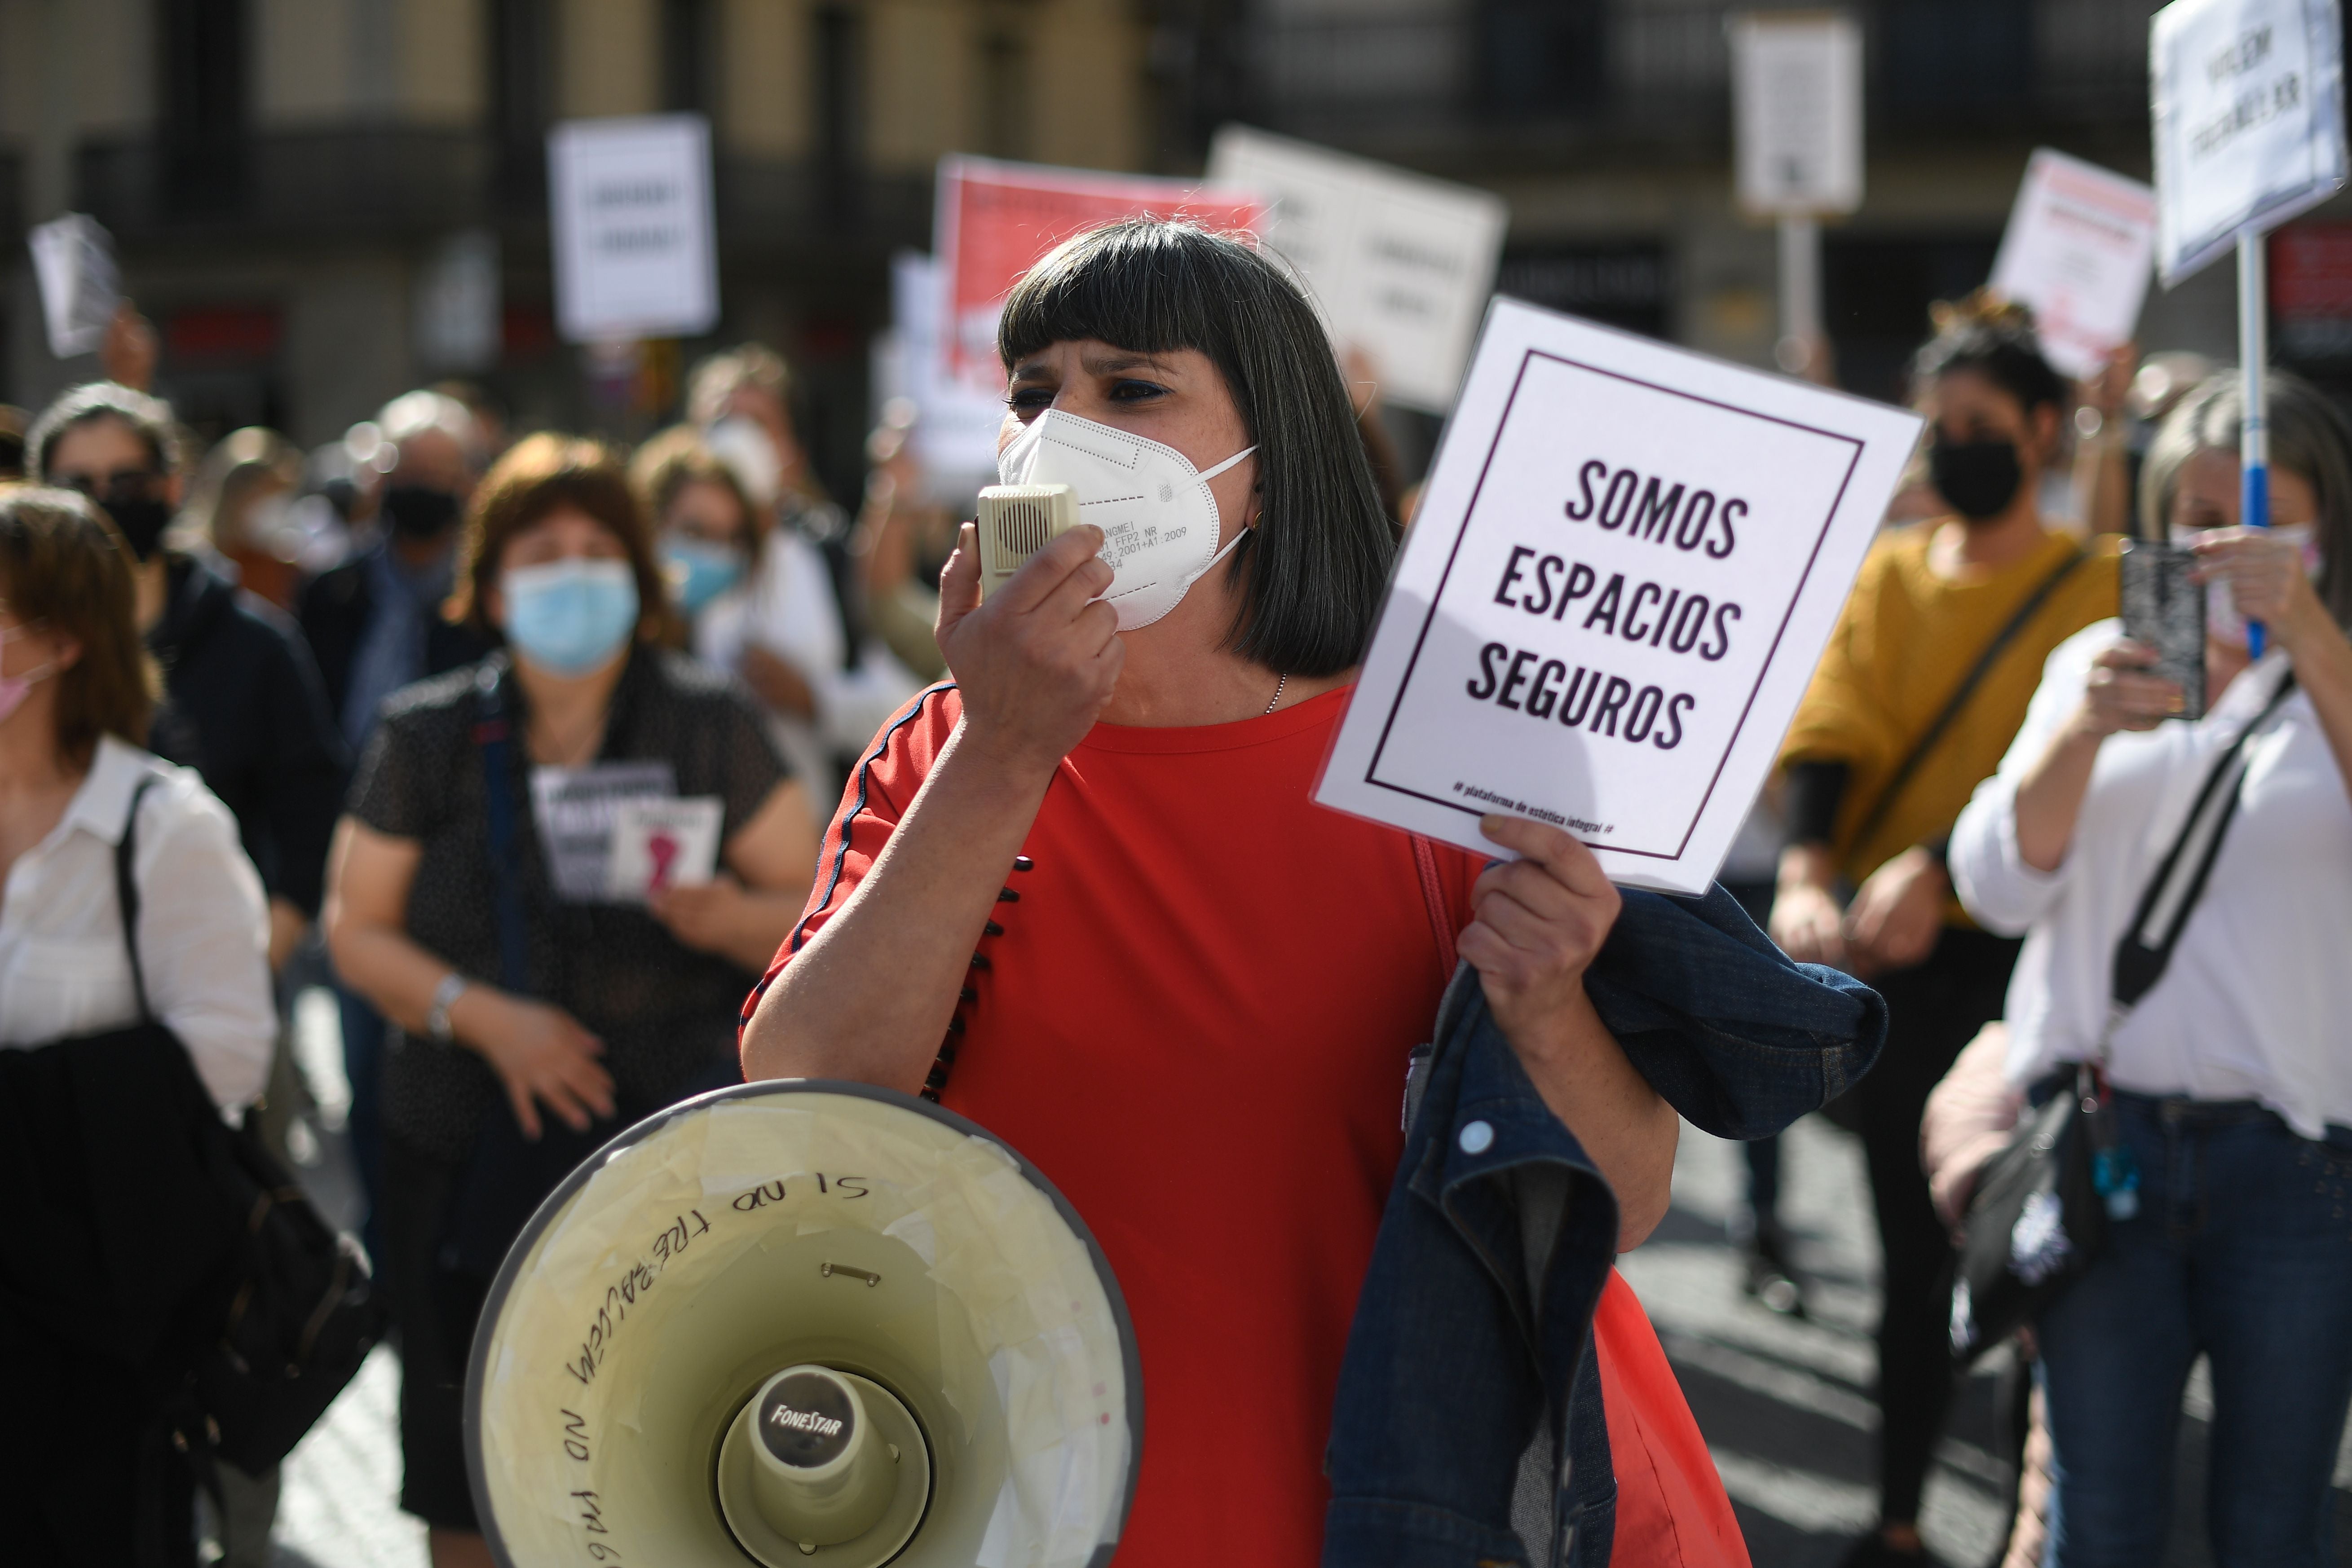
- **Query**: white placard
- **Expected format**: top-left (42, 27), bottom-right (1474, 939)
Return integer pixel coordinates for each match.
top-left (878, 250), bottom-right (1013, 489)
top-left (548, 115), bottom-right (719, 343)
top-left (1206, 126), bottom-right (1509, 413)
top-left (607, 796), bottom-right (724, 901)
top-left (2152, 0), bottom-right (2348, 284)
top-left (1315, 300), bottom-right (1922, 895)
top-left (1730, 13), bottom-right (1865, 217)
top-left (1989, 150), bottom-right (2159, 380)
top-left (26, 213), bottom-right (119, 358)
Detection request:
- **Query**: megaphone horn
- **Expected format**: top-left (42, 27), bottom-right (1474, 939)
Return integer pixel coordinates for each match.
top-left (464, 1080), bottom-right (1143, 1568)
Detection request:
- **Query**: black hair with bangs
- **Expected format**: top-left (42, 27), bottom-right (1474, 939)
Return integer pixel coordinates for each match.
top-left (997, 220), bottom-right (1397, 676)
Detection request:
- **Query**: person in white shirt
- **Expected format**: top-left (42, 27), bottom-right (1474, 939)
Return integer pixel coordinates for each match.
top-left (1949, 369), bottom-right (2352, 1568)
top-left (0, 483), bottom-right (274, 1564)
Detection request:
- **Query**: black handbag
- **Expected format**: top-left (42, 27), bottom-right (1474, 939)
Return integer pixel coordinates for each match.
top-left (1950, 669), bottom-right (2298, 1366)
top-left (110, 775), bottom-right (389, 1472)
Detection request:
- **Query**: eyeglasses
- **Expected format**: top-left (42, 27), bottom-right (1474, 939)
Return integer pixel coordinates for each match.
top-left (53, 468), bottom-right (162, 503)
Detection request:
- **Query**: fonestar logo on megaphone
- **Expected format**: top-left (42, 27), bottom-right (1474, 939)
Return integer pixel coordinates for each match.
top-left (464, 1081), bottom-right (1142, 1567)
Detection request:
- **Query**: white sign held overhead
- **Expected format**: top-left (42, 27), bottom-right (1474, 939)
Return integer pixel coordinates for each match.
top-left (1989, 150), bottom-right (2159, 380)
top-left (26, 213), bottom-right (120, 358)
top-left (1206, 126), bottom-right (1509, 413)
top-left (1730, 12), bottom-right (1865, 216)
top-left (548, 115), bottom-right (719, 343)
top-left (2152, 0), bottom-right (2348, 283)
top-left (1315, 300), bottom-right (1922, 895)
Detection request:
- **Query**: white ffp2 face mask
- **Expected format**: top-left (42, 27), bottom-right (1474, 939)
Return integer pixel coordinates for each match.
top-left (995, 409), bottom-right (1256, 630)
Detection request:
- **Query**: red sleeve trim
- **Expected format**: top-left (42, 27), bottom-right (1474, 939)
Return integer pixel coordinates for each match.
top-left (737, 681), bottom-right (961, 1039)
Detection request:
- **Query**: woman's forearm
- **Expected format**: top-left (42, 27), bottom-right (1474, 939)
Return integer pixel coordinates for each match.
top-left (2010, 716), bottom-right (2105, 872)
top-left (1511, 987), bottom-right (1680, 1250)
top-left (2283, 608), bottom-right (2352, 799)
top-left (326, 914), bottom-right (470, 1037)
top-left (741, 724), bottom-right (1054, 1092)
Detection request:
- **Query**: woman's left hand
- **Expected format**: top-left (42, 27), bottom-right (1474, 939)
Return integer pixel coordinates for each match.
top-left (649, 875), bottom-right (750, 955)
top-left (2192, 528), bottom-right (2328, 648)
top-left (1461, 815), bottom-right (1622, 1031)
top-left (1462, 815), bottom-right (1678, 1249)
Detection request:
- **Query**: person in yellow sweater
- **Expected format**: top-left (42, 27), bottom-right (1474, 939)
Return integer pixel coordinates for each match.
top-left (1770, 296), bottom-right (2118, 1568)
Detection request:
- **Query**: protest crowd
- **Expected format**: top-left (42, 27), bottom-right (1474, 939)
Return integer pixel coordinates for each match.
top-left (4, 6), bottom-right (2352, 1568)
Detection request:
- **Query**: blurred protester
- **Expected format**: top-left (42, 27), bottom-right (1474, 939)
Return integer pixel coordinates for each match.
top-left (181, 426), bottom-right (306, 610)
top-left (0, 484), bottom-right (274, 1567)
top-left (1950, 370), bottom-right (2352, 1568)
top-left (0, 404), bottom-right (26, 480)
top-left (688, 346), bottom-right (920, 797)
top-left (431, 379), bottom-right (511, 462)
top-left (30, 385), bottom-right (344, 978)
top-left (1719, 792), bottom-right (1805, 1315)
top-left (297, 391), bottom-right (491, 1251)
top-left (630, 424), bottom-right (769, 641)
top-left (297, 389), bottom-right (489, 756)
top-left (1769, 295), bottom-right (2118, 1568)
top-left (741, 221), bottom-right (1750, 1567)
top-left (322, 435), bottom-right (817, 1568)
top-left (851, 401), bottom-right (953, 683)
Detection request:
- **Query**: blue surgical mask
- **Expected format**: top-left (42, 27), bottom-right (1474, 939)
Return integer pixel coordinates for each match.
top-left (502, 558), bottom-right (640, 674)
top-left (662, 536), bottom-right (746, 615)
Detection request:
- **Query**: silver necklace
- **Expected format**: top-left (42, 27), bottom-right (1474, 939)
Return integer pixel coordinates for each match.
top-left (1263, 672), bottom-right (1289, 715)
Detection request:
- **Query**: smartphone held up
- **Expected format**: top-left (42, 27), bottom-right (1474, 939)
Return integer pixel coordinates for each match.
top-left (2120, 538), bottom-right (2206, 719)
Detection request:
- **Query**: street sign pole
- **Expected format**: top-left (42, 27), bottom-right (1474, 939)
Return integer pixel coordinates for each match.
top-left (1777, 213), bottom-right (1822, 375)
top-left (2239, 228), bottom-right (2271, 654)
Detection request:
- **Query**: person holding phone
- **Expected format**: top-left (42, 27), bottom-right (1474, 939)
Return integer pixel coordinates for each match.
top-left (1768, 295), bottom-right (2120, 1568)
top-left (1949, 369), bottom-right (2352, 1568)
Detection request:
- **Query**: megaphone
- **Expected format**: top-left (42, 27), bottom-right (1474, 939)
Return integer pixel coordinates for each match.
top-left (464, 1080), bottom-right (1142, 1568)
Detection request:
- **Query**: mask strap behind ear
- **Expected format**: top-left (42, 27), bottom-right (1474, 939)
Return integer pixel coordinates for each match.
top-left (1197, 445), bottom-right (1257, 483)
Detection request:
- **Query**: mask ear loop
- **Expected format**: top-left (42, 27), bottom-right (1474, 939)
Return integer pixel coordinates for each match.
top-left (1187, 445), bottom-right (1262, 587)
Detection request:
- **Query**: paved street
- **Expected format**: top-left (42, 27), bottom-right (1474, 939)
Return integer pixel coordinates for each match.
top-left (264, 1083), bottom-right (2352, 1568)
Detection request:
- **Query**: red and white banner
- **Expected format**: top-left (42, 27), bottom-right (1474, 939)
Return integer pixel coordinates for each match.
top-left (935, 156), bottom-right (1265, 389)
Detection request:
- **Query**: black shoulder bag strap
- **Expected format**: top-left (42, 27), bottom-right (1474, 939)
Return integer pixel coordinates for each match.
top-left (2105, 668), bottom-right (2299, 1026)
top-left (115, 773), bottom-right (163, 1020)
top-left (471, 664), bottom-right (531, 994)
top-left (1846, 543), bottom-right (2088, 858)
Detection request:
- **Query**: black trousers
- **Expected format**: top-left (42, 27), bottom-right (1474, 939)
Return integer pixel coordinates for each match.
top-left (1856, 925), bottom-right (2022, 1525)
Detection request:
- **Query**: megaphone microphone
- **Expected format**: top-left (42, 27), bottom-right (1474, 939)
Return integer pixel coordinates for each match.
top-left (464, 1080), bottom-right (1142, 1568)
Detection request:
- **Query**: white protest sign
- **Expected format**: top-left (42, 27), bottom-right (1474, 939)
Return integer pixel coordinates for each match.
top-left (879, 250), bottom-right (1013, 489)
top-left (2152, 0), bottom-right (2348, 283)
top-left (26, 213), bottom-right (120, 358)
top-left (607, 796), bottom-right (724, 902)
top-left (1206, 126), bottom-right (1508, 413)
top-left (1989, 150), bottom-right (2158, 380)
top-left (548, 115), bottom-right (719, 343)
top-left (1730, 12), bottom-right (1865, 216)
top-left (1315, 300), bottom-right (1922, 895)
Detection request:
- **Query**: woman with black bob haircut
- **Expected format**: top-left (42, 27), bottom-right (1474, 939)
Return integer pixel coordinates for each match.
top-left (741, 220), bottom-right (1717, 1564)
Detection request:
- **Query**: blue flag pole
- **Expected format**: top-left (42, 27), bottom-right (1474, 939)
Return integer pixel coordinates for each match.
top-left (2238, 228), bottom-right (2270, 657)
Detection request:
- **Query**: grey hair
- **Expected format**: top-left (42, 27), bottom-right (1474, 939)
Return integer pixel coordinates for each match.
top-left (2140, 368), bottom-right (2352, 629)
top-left (376, 388), bottom-right (479, 451)
top-left (26, 381), bottom-right (180, 481)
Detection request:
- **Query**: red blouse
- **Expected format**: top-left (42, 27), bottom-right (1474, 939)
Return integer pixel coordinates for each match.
top-left (754, 684), bottom-right (1745, 1567)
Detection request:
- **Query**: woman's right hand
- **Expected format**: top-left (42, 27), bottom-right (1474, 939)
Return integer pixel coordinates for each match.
top-left (1770, 880), bottom-right (1850, 971)
top-left (2071, 638), bottom-right (2182, 740)
top-left (463, 989), bottom-right (616, 1140)
top-left (936, 522), bottom-right (1122, 774)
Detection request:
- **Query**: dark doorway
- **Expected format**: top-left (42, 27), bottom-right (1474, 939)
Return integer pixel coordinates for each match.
top-left (1822, 233), bottom-right (2000, 405)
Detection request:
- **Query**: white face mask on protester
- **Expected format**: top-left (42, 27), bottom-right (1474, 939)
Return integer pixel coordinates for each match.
top-left (0, 621), bottom-right (54, 726)
top-left (995, 409), bottom-right (1257, 631)
top-left (2170, 522), bottom-right (2324, 648)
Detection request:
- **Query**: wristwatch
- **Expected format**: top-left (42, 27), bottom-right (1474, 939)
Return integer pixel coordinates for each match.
top-left (427, 972), bottom-right (470, 1043)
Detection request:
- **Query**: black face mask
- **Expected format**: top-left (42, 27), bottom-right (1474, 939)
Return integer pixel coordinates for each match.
top-left (103, 495), bottom-right (174, 561)
top-left (1929, 436), bottom-right (2025, 523)
top-left (382, 484), bottom-right (461, 541)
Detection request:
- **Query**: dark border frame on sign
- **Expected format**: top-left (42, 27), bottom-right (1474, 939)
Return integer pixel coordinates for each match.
top-left (1362, 346), bottom-right (1866, 863)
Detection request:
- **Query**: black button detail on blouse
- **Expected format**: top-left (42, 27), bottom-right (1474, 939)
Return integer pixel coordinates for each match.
top-left (960, 987), bottom-right (978, 1003)
top-left (1012, 854), bottom-right (1034, 872)
top-left (983, 920), bottom-right (1004, 938)
top-left (937, 1043), bottom-right (958, 1065)
top-left (996, 887), bottom-right (1020, 903)
top-left (969, 953), bottom-right (991, 971)
top-left (947, 1015), bottom-right (966, 1035)
top-left (925, 1065), bottom-right (950, 1091)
